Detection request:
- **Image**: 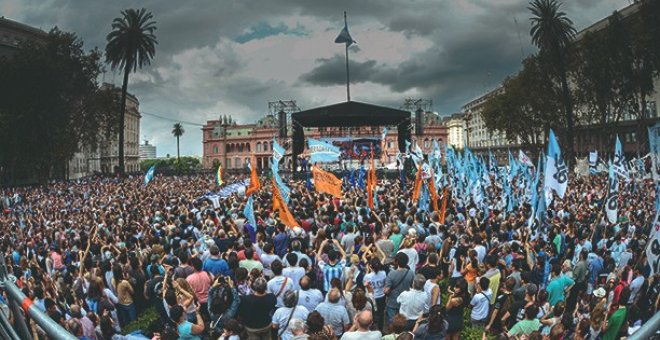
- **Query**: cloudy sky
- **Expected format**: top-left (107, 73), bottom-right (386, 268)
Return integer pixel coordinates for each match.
top-left (2, 0), bottom-right (631, 157)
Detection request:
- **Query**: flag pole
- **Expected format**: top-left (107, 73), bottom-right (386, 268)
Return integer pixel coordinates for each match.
top-left (344, 11), bottom-right (351, 102)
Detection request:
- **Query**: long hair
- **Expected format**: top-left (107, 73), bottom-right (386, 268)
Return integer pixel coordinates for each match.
top-left (427, 305), bottom-right (446, 333)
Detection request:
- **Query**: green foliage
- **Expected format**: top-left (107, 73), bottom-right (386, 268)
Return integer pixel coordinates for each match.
top-left (122, 307), bottom-right (161, 336)
top-left (140, 156), bottom-right (201, 172)
top-left (0, 28), bottom-right (119, 184)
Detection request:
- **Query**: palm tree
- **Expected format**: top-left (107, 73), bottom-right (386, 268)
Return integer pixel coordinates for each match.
top-left (105, 8), bottom-right (157, 175)
top-left (529, 0), bottom-right (576, 162)
top-left (172, 123), bottom-right (185, 162)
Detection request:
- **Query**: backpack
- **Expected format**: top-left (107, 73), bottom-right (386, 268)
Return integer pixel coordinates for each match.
top-left (209, 281), bottom-right (234, 315)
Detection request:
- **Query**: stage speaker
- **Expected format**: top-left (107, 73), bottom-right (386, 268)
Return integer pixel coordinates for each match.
top-left (278, 110), bottom-right (287, 139)
top-left (415, 108), bottom-right (424, 136)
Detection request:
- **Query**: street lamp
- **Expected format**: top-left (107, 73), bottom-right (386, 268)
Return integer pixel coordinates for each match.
top-left (464, 110), bottom-right (472, 148)
top-left (220, 115), bottom-right (231, 169)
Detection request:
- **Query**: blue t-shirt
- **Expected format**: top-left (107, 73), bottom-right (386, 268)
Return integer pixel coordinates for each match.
top-left (178, 321), bottom-right (201, 340)
top-left (203, 257), bottom-right (230, 277)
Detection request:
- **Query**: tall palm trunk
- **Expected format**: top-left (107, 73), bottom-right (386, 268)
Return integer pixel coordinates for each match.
top-left (118, 59), bottom-right (132, 175)
top-left (176, 136), bottom-right (180, 162)
top-left (557, 55), bottom-right (575, 166)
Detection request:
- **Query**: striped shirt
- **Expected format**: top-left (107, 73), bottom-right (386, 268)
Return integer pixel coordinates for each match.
top-left (318, 259), bottom-right (346, 292)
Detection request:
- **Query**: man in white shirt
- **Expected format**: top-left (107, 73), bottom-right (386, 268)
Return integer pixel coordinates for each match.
top-left (473, 235), bottom-right (487, 264)
top-left (628, 264), bottom-right (645, 304)
top-left (272, 291), bottom-right (310, 340)
top-left (267, 260), bottom-right (295, 307)
top-left (283, 253), bottom-right (306, 290)
top-left (340, 311), bottom-right (382, 340)
top-left (470, 277), bottom-right (492, 327)
top-left (397, 274), bottom-right (429, 329)
top-left (297, 276), bottom-right (324, 312)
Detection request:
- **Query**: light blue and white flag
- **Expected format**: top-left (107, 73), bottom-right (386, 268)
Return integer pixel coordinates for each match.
top-left (271, 160), bottom-right (291, 203)
top-left (144, 165), bottom-right (155, 186)
top-left (606, 161), bottom-right (619, 224)
top-left (244, 195), bottom-right (257, 228)
top-left (308, 138), bottom-right (341, 163)
top-left (544, 129), bottom-right (568, 204)
top-left (273, 138), bottom-right (285, 164)
top-left (613, 135), bottom-right (630, 180)
top-left (518, 150), bottom-right (533, 167)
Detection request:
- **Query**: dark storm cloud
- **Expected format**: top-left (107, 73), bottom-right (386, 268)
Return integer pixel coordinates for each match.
top-left (2, 0), bottom-right (630, 156)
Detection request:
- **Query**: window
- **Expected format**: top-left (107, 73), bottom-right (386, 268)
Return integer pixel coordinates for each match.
top-left (256, 142), bottom-right (262, 152)
top-left (213, 145), bottom-right (219, 154)
top-left (226, 159), bottom-right (231, 169)
top-left (263, 142), bottom-right (268, 152)
top-left (235, 158), bottom-right (241, 168)
top-left (244, 158), bottom-right (250, 166)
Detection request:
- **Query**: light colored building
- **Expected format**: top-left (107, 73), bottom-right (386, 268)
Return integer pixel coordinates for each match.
top-left (67, 145), bottom-right (100, 179)
top-left (462, 86), bottom-right (520, 151)
top-left (443, 113), bottom-right (465, 149)
top-left (202, 111), bottom-right (448, 170)
top-left (98, 84), bottom-right (141, 173)
top-left (139, 140), bottom-right (157, 159)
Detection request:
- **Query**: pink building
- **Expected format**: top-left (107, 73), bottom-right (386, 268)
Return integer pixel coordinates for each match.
top-left (202, 112), bottom-right (447, 170)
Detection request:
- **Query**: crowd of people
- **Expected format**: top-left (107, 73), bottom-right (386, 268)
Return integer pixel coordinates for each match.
top-left (0, 167), bottom-right (658, 340)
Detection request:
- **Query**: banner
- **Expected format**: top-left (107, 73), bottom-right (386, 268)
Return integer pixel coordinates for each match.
top-left (544, 129), bottom-right (568, 204)
top-left (245, 159), bottom-right (260, 196)
top-left (272, 177), bottom-right (299, 227)
top-left (649, 123), bottom-right (660, 181)
top-left (613, 135), bottom-right (630, 180)
top-left (606, 162), bottom-right (619, 224)
top-left (203, 179), bottom-right (250, 207)
top-left (647, 225), bottom-right (660, 275)
top-left (273, 138), bottom-right (285, 164)
top-left (308, 138), bottom-right (341, 163)
top-left (312, 167), bottom-right (343, 198)
top-left (244, 195), bottom-right (257, 228)
top-left (144, 165), bottom-right (156, 186)
top-left (216, 165), bottom-right (224, 186)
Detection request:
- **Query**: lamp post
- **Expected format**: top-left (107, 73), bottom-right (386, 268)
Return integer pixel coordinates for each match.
top-left (464, 110), bottom-right (472, 148)
top-left (221, 115), bottom-right (230, 169)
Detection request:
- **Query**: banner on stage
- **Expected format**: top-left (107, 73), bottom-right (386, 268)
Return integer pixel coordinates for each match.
top-left (320, 137), bottom-right (383, 160)
top-left (308, 138), bottom-right (341, 163)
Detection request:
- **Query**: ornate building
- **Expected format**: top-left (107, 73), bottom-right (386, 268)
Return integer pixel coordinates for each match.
top-left (202, 111), bottom-right (448, 170)
top-left (98, 84), bottom-right (141, 174)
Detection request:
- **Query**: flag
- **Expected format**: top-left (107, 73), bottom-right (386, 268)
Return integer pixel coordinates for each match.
top-left (606, 161), bottom-right (619, 224)
top-left (312, 167), bottom-right (343, 198)
top-left (367, 147), bottom-right (376, 209)
top-left (649, 123), bottom-right (660, 181)
top-left (439, 188), bottom-right (448, 224)
top-left (613, 135), bottom-right (630, 180)
top-left (544, 129), bottom-right (568, 203)
top-left (272, 177), bottom-right (299, 228)
top-left (144, 165), bottom-right (155, 186)
top-left (381, 127), bottom-right (388, 161)
top-left (412, 162), bottom-right (423, 202)
top-left (244, 195), bottom-right (256, 228)
top-left (271, 160), bottom-right (290, 203)
top-left (273, 138), bottom-right (285, 164)
top-left (246, 158), bottom-right (261, 196)
top-left (334, 12), bottom-right (356, 46)
top-left (358, 167), bottom-right (366, 189)
top-left (518, 150), bottom-right (533, 167)
top-left (216, 164), bottom-right (224, 186)
top-left (428, 170), bottom-right (439, 212)
top-left (308, 138), bottom-right (341, 163)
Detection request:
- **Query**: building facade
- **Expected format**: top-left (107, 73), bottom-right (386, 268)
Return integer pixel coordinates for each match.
top-left (202, 111), bottom-right (447, 170)
top-left (0, 16), bottom-right (47, 59)
top-left (139, 140), bottom-right (157, 159)
top-left (443, 113), bottom-right (466, 149)
top-left (98, 84), bottom-right (141, 173)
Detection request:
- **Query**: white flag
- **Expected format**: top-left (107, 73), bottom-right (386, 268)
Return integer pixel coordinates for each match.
top-left (605, 162), bottom-right (618, 224)
top-left (543, 130), bottom-right (568, 204)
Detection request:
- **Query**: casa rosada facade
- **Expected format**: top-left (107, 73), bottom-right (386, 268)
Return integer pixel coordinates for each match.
top-left (202, 113), bottom-right (448, 171)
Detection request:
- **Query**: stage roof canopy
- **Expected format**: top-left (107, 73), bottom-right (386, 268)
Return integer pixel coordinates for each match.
top-left (292, 101), bottom-right (410, 127)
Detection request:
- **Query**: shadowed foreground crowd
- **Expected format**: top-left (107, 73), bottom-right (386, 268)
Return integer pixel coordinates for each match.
top-left (0, 172), bottom-right (658, 340)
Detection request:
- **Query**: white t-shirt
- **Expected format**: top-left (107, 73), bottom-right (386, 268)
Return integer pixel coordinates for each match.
top-left (424, 280), bottom-right (440, 306)
top-left (474, 244), bottom-right (486, 264)
top-left (340, 330), bottom-right (382, 340)
top-left (267, 276), bottom-right (295, 307)
top-left (272, 305), bottom-right (309, 340)
top-left (297, 289), bottom-right (324, 312)
top-left (283, 267), bottom-right (306, 290)
top-left (364, 271), bottom-right (387, 299)
top-left (260, 253), bottom-right (280, 278)
top-left (470, 289), bottom-right (492, 321)
top-left (398, 248), bottom-right (419, 270)
top-left (397, 289), bottom-right (428, 320)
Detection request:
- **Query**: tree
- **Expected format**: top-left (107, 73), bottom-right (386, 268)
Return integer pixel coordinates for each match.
top-left (172, 123), bottom-right (185, 162)
top-left (529, 0), bottom-right (576, 162)
top-left (105, 8), bottom-right (157, 175)
top-left (0, 29), bottom-right (119, 184)
top-left (482, 56), bottom-right (563, 159)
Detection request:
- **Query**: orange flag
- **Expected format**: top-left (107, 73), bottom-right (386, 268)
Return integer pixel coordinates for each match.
top-left (412, 162), bottom-right (423, 202)
top-left (246, 158), bottom-right (260, 196)
top-left (439, 188), bottom-right (448, 224)
top-left (271, 177), bottom-right (299, 228)
top-left (312, 166), bottom-right (343, 198)
top-left (428, 171), bottom-right (439, 213)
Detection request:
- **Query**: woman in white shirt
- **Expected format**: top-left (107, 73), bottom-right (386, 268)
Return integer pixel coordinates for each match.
top-left (363, 258), bottom-right (386, 331)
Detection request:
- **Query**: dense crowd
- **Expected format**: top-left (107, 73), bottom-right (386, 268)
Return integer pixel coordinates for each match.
top-left (0, 168), bottom-right (658, 340)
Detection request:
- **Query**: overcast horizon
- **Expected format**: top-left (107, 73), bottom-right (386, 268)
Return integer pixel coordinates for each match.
top-left (1, 0), bottom-right (633, 157)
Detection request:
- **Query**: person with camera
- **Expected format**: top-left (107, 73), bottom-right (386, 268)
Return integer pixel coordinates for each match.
top-left (170, 302), bottom-right (204, 340)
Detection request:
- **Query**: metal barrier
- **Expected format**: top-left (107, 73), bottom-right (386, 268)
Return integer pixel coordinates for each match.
top-left (628, 309), bottom-right (660, 340)
top-left (0, 255), bottom-right (77, 340)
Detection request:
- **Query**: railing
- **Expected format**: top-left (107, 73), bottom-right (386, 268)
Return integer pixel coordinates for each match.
top-left (627, 310), bottom-right (660, 340)
top-left (0, 255), bottom-right (77, 340)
